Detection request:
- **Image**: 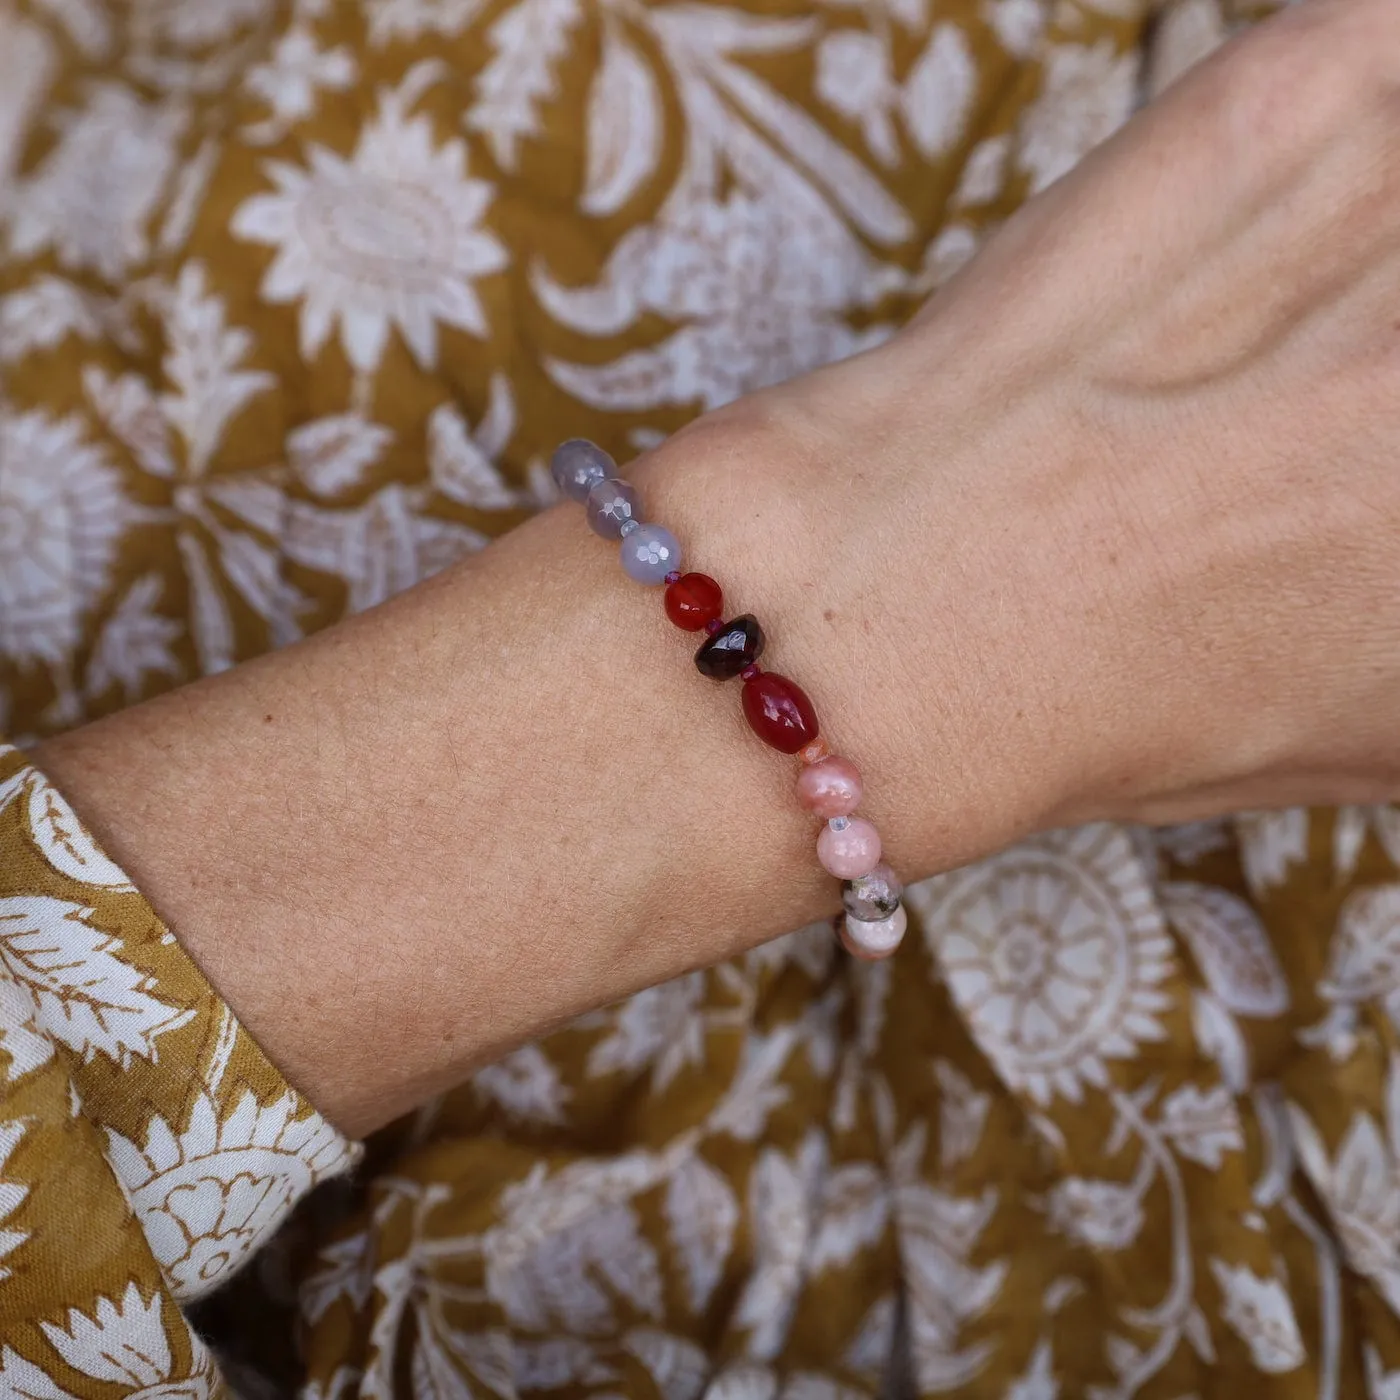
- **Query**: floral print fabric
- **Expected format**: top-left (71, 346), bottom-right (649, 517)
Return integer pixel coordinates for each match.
top-left (4, 0), bottom-right (1400, 1395)
top-left (0, 744), bottom-right (355, 1392)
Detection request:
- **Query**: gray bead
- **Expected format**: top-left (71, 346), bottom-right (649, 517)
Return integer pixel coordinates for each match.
top-left (843, 863), bottom-right (903, 922)
top-left (586, 477), bottom-right (640, 539)
top-left (551, 439), bottom-right (614, 503)
top-left (620, 524), bottom-right (681, 584)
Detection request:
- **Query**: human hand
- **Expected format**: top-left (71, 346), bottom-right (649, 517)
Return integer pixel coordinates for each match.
top-left (644, 0), bottom-right (1400, 867)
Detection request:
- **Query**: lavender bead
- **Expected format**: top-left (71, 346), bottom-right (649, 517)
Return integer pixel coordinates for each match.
top-left (842, 863), bottom-right (903, 922)
top-left (586, 478), bottom-right (640, 539)
top-left (551, 439), bottom-right (614, 503)
top-left (620, 524), bottom-right (682, 584)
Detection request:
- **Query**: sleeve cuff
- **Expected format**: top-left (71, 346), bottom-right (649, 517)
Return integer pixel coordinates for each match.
top-left (0, 742), bottom-right (360, 1304)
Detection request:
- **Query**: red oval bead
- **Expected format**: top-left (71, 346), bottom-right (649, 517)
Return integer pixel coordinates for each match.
top-left (665, 572), bottom-right (724, 631)
top-left (742, 672), bottom-right (819, 754)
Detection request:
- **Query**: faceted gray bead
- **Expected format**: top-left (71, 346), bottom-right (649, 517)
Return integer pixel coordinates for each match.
top-left (586, 478), bottom-right (640, 539)
top-left (551, 439), bottom-right (614, 503)
top-left (842, 863), bottom-right (903, 922)
top-left (620, 524), bottom-right (681, 585)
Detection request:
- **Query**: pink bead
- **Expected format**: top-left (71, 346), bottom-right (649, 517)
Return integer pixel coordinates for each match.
top-left (795, 756), bottom-right (863, 819)
top-left (839, 905), bottom-right (907, 960)
top-left (817, 818), bottom-right (882, 880)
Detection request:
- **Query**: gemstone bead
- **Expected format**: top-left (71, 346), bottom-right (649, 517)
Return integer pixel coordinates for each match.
top-left (665, 572), bottom-right (724, 631)
top-left (795, 755), bottom-right (863, 818)
top-left (797, 737), bottom-right (830, 765)
top-left (695, 614), bottom-right (765, 680)
top-left (620, 524), bottom-right (682, 584)
top-left (586, 478), bottom-right (639, 539)
top-left (742, 672), bottom-right (818, 754)
top-left (842, 863), bottom-right (903, 922)
top-left (551, 439), bottom-right (614, 503)
top-left (817, 816), bottom-right (881, 879)
top-left (839, 904), bottom-right (907, 959)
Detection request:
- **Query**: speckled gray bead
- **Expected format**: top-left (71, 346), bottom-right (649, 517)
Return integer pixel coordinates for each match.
top-left (551, 439), bottom-right (614, 503)
top-left (842, 863), bottom-right (903, 923)
top-left (620, 524), bottom-right (682, 584)
top-left (586, 478), bottom-right (640, 539)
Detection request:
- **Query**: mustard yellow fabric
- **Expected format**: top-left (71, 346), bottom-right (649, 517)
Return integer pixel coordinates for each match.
top-left (6, 0), bottom-right (1400, 1395)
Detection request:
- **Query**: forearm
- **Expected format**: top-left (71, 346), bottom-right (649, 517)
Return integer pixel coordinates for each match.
top-left (34, 403), bottom-right (1048, 1137)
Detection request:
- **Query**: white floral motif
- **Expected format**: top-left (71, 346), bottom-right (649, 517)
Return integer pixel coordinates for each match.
top-left (539, 192), bottom-right (898, 412)
top-left (35, 1280), bottom-right (215, 1398)
top-left (1334, 806), bottom-right (1400, 882)
top-left (0, 1119), bottom-right (28, 1282)
top-left (366, 0), bottom-right (488, 46)
top-left (21, 767), bottom-right (135, 890)
top-left (912, 824), bottom-right (1175, 1106)
top-left (0, 277), bottom-right (105, 365)
top-left (1209, 1254), bottom-right (1304, 1372)
top-left (287, 413), bottom-right (394, 497)
top-left (1157, 1084), bottom-right (1244, 1169)
top-left (888, 1122), bottom-right (1005, 1391)
top-left (104, 1089), bottom-right (355, 1301)
top-left (664, 1154), bottom-right (739, 1314)
top-left (1208, 1259), bottom-right (1304, 1373)
top-left (953, 134), bottom-right (1010, 207)
top-left (583, 20), bottom-right (664, 213)
top-left (1236, 809), bottom-right (1309, 896)
top-left (0, 408), bottom-right (134, 670)
top-left (1015, 40), bottom-right (1137, 193)
top-left (733, 1133), bottom-right (826, 1360)
top-left (467, 0), bottom-right (582, 170)
top-left (1290, 1095), bottom-right (1400, 1315)
top-left (624, 1328), bottom-right (708, 1400)
top-left (587, 972), bottom-right (711, 1091)
top-left (473, 1043), bottom-right (570, 1124)
top-left (900, 23), bottom-right (976, 161)
top-left (1367, 1346), bottom-right (1400, 1400)
top-left (86, 575), bottom-right (183, 703)
top-left (243, 26), bottom-right (356, 138)
top-left (0, 894), bottom-right (194, 1077)
top-left (1319, 884), bottom-right (1400, 1027)
top-left (232, 67), bottom-right (507, 373)
top-left (1005, 1339), bottom-right (1058, 1400)
top-left (1161, 880), bottom-right (1289, 1016)
top-left (814, 31), bottom-right (898, 167)
top-left (1044, 1176), bottom-right (1143, 1251)
top-left (6, 83), bottom-right (185, 280)
top-left (481, 1153), bottom-right (668, 1333)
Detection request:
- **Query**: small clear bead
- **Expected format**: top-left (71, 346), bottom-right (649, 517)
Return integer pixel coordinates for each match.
top-left (828, 816), bottom-right (850, 832)
top-left (843, 864), bottom-right (903, 923)
top-left (586, 478), bottom-right (640, 539)
top-left (619, 519), bottom-right (641, 538)
top-left (620, 523), bottom-right (681, 584)
top-left (550, 439), bottom-right (614, 503)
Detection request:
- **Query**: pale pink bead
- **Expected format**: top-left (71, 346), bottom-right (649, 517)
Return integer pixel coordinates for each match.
top-left (839, 905), bottom-right (907, 960)
top-left (795, 755), bottom-right (863, 819)
top-left (817, 817), bottom-right (881, 880)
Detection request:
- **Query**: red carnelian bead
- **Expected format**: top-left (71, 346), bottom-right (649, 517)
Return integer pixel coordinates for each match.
top-left (742, 672), bottom-right (819, 754)
top-left (665, 572), bottom-right (724, 631)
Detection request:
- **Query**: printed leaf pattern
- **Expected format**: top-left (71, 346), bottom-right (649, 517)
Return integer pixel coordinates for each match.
top-left (3, 4), bottom-right (1385, 1400)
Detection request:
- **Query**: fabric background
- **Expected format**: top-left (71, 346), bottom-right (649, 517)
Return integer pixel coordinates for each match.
top-left (6, 0), bottom-right (1400, 1396)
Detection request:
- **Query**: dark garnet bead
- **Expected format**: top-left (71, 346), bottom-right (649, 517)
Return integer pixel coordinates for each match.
top-left (695, 614), bottom-right (765, 680)
top-left (665, 572), bottom-right (723, 632)
top-left (742, 672), bottom-right (819, 754)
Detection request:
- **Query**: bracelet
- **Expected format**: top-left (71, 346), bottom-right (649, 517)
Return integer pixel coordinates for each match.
top-left (551, 439), bottom-right (906, 960)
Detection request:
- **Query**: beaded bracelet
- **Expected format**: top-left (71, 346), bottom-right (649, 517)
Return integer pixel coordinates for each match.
top-left (551, 438), bottom-right (906, 960)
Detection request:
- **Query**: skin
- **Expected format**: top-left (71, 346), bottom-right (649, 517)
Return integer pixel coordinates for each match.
top-left (36, 0), bottom-right (1400, 1136)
